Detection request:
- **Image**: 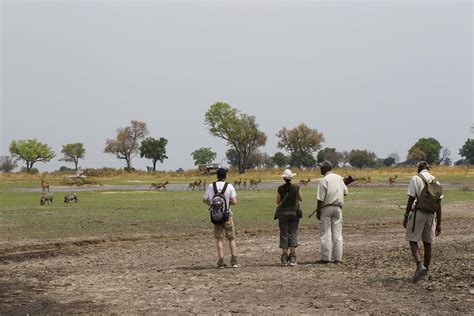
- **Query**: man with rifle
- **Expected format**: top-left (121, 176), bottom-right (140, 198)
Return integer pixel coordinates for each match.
top-left (310, 161), bottom-right (350, 264)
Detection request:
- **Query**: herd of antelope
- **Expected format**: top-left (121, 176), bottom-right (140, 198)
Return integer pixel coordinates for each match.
top-left (38, 172), bottom-right (401, 205)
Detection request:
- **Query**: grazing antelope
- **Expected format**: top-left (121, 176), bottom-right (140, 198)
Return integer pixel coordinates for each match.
top-left (40, 193), bottom-right (53, 205)
top-left (299, 178), bottom-right (311, 188)
top-left (249, 179), bottom-right (261, 190)
top-left (150, 181), bottom-right (169, 190)
top-left (233, 178), bottom-right (242, 189)
top-left (388, 175), bottom-right (398, 187)
top-left (40, 177), bottom-right (49, 192)
top-left (64, 192), bottom-right (78, 203)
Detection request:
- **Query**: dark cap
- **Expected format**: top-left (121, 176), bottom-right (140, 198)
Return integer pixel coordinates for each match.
top-left (318, 161), bottom-right (333, 170)
top-left (417, 161), bottom-right (429, 170)
top-left (216, 168), bottom-right (227, 179)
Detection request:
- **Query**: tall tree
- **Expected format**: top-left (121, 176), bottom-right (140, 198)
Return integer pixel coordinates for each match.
top-left (276, 123), bottom-right (325, 169)
top-left (9, 139), bottom-right (55, 173)
top-left (0, 156), bottom-right (18, 173)
top-left (459, 139), bottom-right (474, 164)
top-left (271, 152), bottom-right (289, 168)
top-left (348, 149), bottom-right (377, 169)
top-left (407, 137), bottom-right (442, 164)
top-left (205, 102), bottom-right (267, 174)
top-left (191, 147), bottom-right (216, 165)
top-left (140, 137), bottom-right (168, 171)
top-left (60, 142), bottom-right (85, 171)
top-left (317, 147), bottom-right (343, 167)
top-left (104, 120), bottom-right (149, 170)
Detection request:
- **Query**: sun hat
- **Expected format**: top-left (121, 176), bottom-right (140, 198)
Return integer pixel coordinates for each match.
top-left (281, 169), bottom-right (296, 179)
top-left (318, 161), bottom-right (333, 170)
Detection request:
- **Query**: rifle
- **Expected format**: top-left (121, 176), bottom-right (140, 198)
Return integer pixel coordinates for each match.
top-left (308, 175), bottom-right (355, 218)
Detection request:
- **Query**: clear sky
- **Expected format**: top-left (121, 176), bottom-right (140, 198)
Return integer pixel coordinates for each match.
top-left (1, 0), bottom-right (472, 172)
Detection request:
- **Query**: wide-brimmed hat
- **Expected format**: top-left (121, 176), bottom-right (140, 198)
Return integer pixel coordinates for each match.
top-left (281, 169), bottom-right (296, 179)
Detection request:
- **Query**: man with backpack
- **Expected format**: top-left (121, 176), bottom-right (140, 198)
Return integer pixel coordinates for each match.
top-left (403, 161), bottom-right (443, 283)
top-left (203, 168), bottom-right (238, 268)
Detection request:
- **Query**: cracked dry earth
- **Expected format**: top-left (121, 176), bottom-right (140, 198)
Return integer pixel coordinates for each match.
top-left (1, 215), bottom-right (473, 314)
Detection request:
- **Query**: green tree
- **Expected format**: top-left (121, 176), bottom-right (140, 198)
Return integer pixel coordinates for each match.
top-left (317, 147), bottom-right (343, 167)
top-left (348, 149), bottom-right (377, 169)
top-left (205, 102), bottom-right (267, 174)
top-left (0, 155), bottom-right (18, 173)
top-left (459, 139), bottom-right (474, 164)
top-left (277, 123), bottom-right (325, 169)
top-left (191, 147), bottom-right (216, 165)
top-left (383, 156), bottom-right (396, 167)
top-left (60, 142), bottom-right (85, 171)
top-left (104, 120), bottom-right (149, 170)
top-left (9, 139), bottom-right (56, 173)
top-left (407, 137), bottom-right (442, 164)
top-left (140, 137), bottom-right (168, 171)
top-left (271, 152), bottom-right (289, 168)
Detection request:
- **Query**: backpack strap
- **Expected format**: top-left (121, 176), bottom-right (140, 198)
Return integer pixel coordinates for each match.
top-left (221, 182), bottom-right (228, 195)
top-left (212, 182), bottom-right (218, 194)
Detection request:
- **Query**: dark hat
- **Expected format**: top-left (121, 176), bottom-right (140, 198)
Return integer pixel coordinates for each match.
top-left (318, 161), bottom-right (333, 170)
top-left (216, 168), bottom-right (228, 179)
top-left (417, 161), bottom-right (429, 170)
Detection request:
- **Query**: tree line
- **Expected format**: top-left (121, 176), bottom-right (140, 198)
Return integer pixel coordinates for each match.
top-left (2, 102), bottom-right (474, 173)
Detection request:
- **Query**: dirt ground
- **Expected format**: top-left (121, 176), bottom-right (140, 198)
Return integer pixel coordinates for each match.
top-left (1, 209), bottom-right (473, 314)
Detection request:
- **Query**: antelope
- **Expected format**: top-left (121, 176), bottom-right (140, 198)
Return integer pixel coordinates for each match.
top-left (388, 175), bottom-right (398, 187)
top-left (249, 178), bottom-right (261, 190)
top-left (150, 181), bottom-right (169, 190)
top-left (233, 178), bottom-right (242, 189)
top-left (188, 179), bottom-right (202, 191)
top-left (40, 177), bottom-right (49, 192)
top-left (299, 178), bottom-right (311, 188)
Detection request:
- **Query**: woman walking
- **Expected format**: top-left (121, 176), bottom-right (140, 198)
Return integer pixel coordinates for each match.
top-left (276, 169), bottom-right (303, 266)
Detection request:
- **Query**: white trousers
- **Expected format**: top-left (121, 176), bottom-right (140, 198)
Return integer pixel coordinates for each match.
top-left (319, 206), bottom-right (343, 261)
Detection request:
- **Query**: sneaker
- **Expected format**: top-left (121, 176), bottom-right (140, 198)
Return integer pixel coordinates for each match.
top-left (217, 258), bottom-right (226, 269)
top-left (413, 263), bottom-right (427, 283)
top-left (280, 254), bottom-right (289, 266)
top-left (288, 253), bottom-right (297, 266)
top-left (230, 255), bottom-right (239, 268)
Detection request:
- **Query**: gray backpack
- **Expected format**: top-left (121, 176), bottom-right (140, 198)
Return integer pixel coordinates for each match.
top-left (209, 182), bottom-right (230, 224)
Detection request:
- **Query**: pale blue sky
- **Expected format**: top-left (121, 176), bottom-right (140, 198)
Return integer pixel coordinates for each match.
top-left (1, 0), bottom-right (472, 171)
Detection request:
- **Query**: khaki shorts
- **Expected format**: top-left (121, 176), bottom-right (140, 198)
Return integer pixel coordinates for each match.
top-left (214, 218), bottom-right (235, 240)
top-left (405, 210), bottom-right (436, 243)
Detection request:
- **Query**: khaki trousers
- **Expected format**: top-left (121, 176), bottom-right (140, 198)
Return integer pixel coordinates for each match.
top-left (319, 206), bottom-right (343, 261)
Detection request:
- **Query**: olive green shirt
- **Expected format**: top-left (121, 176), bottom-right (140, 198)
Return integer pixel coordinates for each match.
top-left (277, 183), bottom-right (300, 214)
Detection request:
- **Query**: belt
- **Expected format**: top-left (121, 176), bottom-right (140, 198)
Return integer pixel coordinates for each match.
top-left (322, 204), bottom-right (342, 208)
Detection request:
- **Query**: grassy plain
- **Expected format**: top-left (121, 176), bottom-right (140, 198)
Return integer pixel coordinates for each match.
top-left (0, 166), bottom-right (473, 244)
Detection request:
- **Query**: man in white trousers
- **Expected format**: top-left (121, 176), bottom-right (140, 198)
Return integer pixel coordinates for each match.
top-left (314, 161), bottom-right (348, 263)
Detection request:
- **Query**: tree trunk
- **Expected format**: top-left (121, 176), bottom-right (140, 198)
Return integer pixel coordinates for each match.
top-left (74, 160), bottom-right (78, 172)
top-left (126, 158), bottom-right (132, 171)
top-left (238, 151), bottom-right (246, 174)
top-left (152, 160), bottom-right (157, 171)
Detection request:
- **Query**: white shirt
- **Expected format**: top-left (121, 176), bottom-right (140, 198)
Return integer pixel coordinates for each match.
top-left (407, 169), bottom-right (444, 199)
top-left (203, 181), bottom-right (237, 215)
top-left (317, 172), bottom-right (348, 207)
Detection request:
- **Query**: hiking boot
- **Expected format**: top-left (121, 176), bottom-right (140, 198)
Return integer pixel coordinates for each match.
top-left (413, 263), bottom-right (427, 283)
top-left (230, 255), bottom-right (239, 268)
top-left (288, 253), bottom-right (297, 266)
top-left (217, 258), bottom-right (226, 269)
top-left (280, 254), bottom-right (289, 266)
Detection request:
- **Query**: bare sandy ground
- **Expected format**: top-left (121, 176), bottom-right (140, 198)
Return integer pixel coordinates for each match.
top-left (1, 211), bottom-right (472, 314)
